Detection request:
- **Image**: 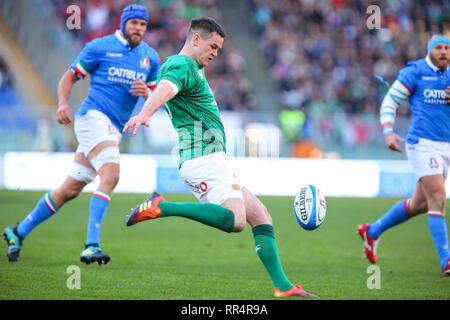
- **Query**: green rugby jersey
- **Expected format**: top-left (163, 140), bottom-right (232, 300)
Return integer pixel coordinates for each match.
top-left (157, 54), bottom-right (226, 166)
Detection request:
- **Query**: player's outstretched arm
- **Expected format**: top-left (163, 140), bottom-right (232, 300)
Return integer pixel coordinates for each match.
top-left (123, 81), bottom-right (176, 136)
top-left (56, 70), bottom-right (78, 125)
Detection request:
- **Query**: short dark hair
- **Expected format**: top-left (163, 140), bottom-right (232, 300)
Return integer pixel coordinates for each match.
top-left (187, 17), bottom-right (226, 40)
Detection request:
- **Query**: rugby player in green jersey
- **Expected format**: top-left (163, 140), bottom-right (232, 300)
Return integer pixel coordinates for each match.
top-left (123, 17), bottom-right (317, 298)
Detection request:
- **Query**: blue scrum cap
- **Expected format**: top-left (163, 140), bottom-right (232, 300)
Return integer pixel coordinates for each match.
top-left (427, 35), bottom-right (450, 54)
top-left (120, 4), bottom-right (149, 33)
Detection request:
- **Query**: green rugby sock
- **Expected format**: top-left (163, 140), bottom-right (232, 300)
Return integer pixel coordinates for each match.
top-left (159, 202), bottom-right (235, 233)
top-left (253, 224), bottom-right (293, 292)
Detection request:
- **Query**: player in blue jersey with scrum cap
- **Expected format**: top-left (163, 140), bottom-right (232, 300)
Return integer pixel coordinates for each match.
top-left (358, 35), bottom-right (450, 276)
top-left (3, 4), bottom-right (160, 264)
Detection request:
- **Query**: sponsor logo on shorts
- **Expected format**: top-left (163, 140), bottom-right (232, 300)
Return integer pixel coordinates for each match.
top-left (107, 124), bottom-right (118, 135)
top-left (429, 157), bottom-right (439, 169)
top-left (184, 180), bottom-right (198, 193)
top-left (200, 182), bottom-right (208, 192)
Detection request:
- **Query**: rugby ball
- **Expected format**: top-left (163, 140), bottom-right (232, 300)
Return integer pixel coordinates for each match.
top-left (293, 185), bottom-right (326, 230)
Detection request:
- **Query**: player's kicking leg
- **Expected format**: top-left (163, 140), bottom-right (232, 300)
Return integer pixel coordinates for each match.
top-left (126, 190), bottom-right (317, 297)
top-left (126, 192), bottom-right (235, 232)
top-left (126, 152), bottom-right (317, 297)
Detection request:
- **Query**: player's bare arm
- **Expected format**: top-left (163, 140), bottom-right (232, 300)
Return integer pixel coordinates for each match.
top-left (123, 81), bottom-right (176, 136)
top-left (56, 70), bottom-right (78, 125)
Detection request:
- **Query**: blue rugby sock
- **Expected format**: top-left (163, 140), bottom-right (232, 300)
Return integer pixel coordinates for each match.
top-left (368, 199), bottom-right (410, 239)
top-left (17, 192), bottom-right (58, 239)
top-left (427, 211), bottom-right (450, 269)
top-left (85, 190), bottom-right (111, 246)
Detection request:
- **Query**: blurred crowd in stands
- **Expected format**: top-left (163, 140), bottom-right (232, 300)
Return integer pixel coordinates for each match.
top-left (250, 0), bottom-right (449, 117)
top-left (49, 0), bottom-right (257, 112)
top-left (0, 57), bottom-right (16, 106)
top-left (0, 56), bottom-right (36, 133)
top-left (2, 0), bottom-right (449, 155)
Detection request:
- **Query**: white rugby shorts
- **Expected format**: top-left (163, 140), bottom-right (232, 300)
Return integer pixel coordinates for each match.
top-left (406, 138), bottom-right (450, 181)
top-left (74, 110), bottom-right (122, 157)
top-left (179, 151), bottom-right (243, 205)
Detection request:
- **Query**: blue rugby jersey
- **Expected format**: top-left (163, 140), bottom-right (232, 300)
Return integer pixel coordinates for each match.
top-left (70, 30), bottom-right (160, 131)
top-left (396, 56), bottom-right (450, 144)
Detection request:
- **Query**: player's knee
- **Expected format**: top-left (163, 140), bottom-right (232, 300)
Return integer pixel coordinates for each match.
top-left (253, 203), bottom-right (273, 226)
top-left (231, 206), bottom-right (246, 233)
top-left (90, 146), bottom-right (120, 172)
top-left (233, 220), bottom-right (246, 233)
top-left (409, 200), bottom-right (428, 216)
top-left (69, 162), bottom-right (97, 184)
top-left (66, 188), bottom-right (82, 202)
top-left (58, 183), bottom-right (83, 203)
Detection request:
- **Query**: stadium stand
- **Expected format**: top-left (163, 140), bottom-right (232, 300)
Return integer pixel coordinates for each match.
top-left (1, 0), bottom-right (448, 158)
top-left (49, 0), bottom-right (258, 111)
top-left (0, 55), bottom-right (38, 152)
top-left (248, 0), bottom-right (449, 157)
top-left (250, 0), bottom-right (449, 115)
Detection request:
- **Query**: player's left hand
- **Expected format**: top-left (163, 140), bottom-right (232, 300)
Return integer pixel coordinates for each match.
top-left (56, 103), bottom-right (73, 125)
top-left (130, 78), bottom-right (149, 99)
top-left (446, 86), bottom-right (450, 105)
top-left (123, 114), bottom-right (150, 136)
top-left (384, 132), bottom-right (405, 152)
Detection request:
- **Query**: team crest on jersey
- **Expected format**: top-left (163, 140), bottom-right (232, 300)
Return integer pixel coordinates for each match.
top-left (198, 70), bottom-right (204, 79)
top-left (140, 56), bottom-right (150, 70)
top-left (429, 158), bottom-right (439, 169)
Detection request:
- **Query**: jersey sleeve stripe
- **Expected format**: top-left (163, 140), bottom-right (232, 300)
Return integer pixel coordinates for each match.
top-left (73, 61), bottom-right (89, 78)
top-left (379, 80), bottom-right (411, 125)
top-left (381, 105), bottom-right (395, 111)
top-left (159, 79), bottom-right (179, 95)
top-left (391, 87), bottom-right (409, 98)
top-left (146, 80), bottom-right (157, 90)
top-left (399, 81), bottom-right (412, 94)
top-left (73, 66), bottom-right (85, 78)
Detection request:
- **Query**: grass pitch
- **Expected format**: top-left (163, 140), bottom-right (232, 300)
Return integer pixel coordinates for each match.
top-left (0, 190), bottom-right (448, 300)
